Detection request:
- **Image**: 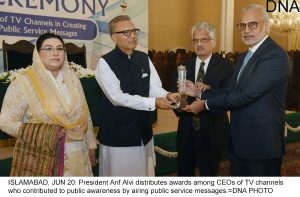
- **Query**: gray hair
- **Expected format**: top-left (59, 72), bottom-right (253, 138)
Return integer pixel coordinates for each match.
top-left (191, 22), bottom-right (216, 40)
top-left (241, 4), bottom-right (269, 24)
top-left (109, 15), bottom-right (131, 34)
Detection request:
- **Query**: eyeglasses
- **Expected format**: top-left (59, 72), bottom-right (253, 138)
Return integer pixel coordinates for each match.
top-left (112, 28), bottom-right (140, 37)
top-left (191, 37), bottom-right (212, 44)
top-left (237, 21), bottom-right (260, 31)
top-left (40, 47), bottom-right (65, 53)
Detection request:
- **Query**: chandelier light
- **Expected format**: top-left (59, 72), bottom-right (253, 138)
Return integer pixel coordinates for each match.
top-left (120, 0), bottom-right (128, 13)
top-left (269, 0), bottom-right (300, 35)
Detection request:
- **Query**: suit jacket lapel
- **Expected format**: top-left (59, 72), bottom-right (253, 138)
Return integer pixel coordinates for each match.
top-left (186, 57), bottom-right (196, 82)
top-left (237, 37), bottom-right (272, 85)
top-left (204, 54), bottom-right (217, 84)
top-left (186, 54), bottom-right (216, 84)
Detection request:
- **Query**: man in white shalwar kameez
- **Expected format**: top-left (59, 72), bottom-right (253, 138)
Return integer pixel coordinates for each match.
top-left (95, 15), bottom-right (179, 176)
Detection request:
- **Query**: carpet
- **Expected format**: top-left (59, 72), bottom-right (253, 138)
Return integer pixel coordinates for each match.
top-left (219, 142), bottom-right (300, 176)
top-left (154, 127), bottom-right (300, 176)
top-left (280, 142), bottom-right (300, 176)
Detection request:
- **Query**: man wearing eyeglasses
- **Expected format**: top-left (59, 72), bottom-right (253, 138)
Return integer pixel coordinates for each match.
top-left (95, 15), bottom-right (179, 176)
top-left (182, 4), bottom-right (289, 176)
top-left (171, 22), bottom-right (233, 176)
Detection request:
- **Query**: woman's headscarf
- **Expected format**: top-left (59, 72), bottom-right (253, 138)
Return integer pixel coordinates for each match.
top-left (17, 47), bottom-right (88, 141)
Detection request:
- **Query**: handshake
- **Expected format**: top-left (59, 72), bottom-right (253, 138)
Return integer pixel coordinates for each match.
top-left (155, 80), bottom-right (210, 114)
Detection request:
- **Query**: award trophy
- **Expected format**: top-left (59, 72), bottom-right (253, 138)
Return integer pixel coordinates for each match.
top-left (175, 65), bottom-right (188, 109)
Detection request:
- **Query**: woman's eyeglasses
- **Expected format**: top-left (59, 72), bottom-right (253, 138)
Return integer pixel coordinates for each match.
top-left (40, 47), bottom-right (65, 53)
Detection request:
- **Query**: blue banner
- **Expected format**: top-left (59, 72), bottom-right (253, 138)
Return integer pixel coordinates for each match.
top-left (0, 12), bottom-right (97, 40)
top-left (0, 0), bottom-right (148, 71)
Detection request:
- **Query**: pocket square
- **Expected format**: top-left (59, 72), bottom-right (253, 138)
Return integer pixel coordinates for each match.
top-left (142, 73), bottom-right (149, 78)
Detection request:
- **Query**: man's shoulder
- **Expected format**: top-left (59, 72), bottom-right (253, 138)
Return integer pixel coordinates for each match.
top-left (261, 37), bottom-right (287, 58)
top-left (134, 49), bottom-right (147, 55)
top-left (263, 37), bottom-right (285, 52)
top-left (212, 53), bottom-right (225, 60)
top-left (211, 53), bottom-right (234, 67)
top-left (102, 49), bottom-right (117, 58)
top-left (133, 50), bottom-right (149, 58)
top-left (180, 57), bottom-right (196, 67)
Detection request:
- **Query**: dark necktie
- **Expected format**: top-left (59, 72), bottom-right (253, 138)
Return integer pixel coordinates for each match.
top-left (192, 61), bottom-right (205, 130)
top-left (196, 61), bottom-right (205, 82)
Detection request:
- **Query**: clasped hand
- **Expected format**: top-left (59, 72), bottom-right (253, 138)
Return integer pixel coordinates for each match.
top-left (176, 80), bottom-right (210, 114)
top-left (178, 80), bottom-right (210, 97)
top-left (155, 92), bottom-right (180, 110)
top-left (181, 100), bottom-right (206, 114)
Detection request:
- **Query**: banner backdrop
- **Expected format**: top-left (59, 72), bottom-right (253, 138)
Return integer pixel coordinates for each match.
top-left (0, 0), bottom-right (148, 71)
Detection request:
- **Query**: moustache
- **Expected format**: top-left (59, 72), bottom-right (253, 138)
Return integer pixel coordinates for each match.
top-left (196, 46), bottom-right (205, 50)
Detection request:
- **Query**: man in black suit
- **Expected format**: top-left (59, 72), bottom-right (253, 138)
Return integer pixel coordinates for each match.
top-left (182, 4), bottom-right (289, 176)
top-left (172, 22), bottom-right (233, 176)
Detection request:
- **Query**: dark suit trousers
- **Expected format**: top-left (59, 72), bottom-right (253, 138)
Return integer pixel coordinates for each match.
top-left (229, 147), bottom-right (282, 176)
top-left (177, 128), bottom-right (222, 176)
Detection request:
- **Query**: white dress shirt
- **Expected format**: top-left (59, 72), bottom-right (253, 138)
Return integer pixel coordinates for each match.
top-left (95, 55), bottom-right (167, 176)
top-left (194, 54), bottom-right (211, 82)
top-left (95, 57), bottom-right (168, 111)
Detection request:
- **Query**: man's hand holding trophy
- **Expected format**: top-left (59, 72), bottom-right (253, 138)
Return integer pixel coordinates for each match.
top-left (174, 65), bottom-right (210, 113)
